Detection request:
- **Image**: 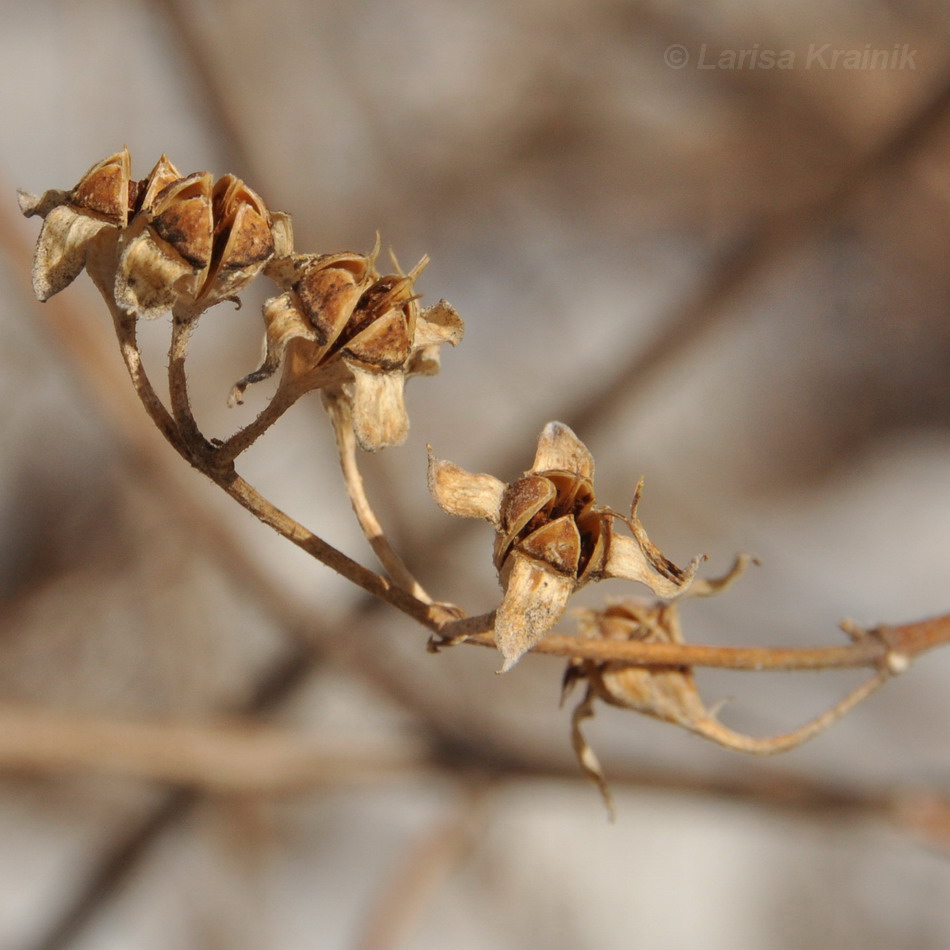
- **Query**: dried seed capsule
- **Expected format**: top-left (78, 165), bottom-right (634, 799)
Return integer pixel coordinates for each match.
top-left (428, 422), bottom-right (701, 670)
top-left (232, 249), bottom-right (463, 451)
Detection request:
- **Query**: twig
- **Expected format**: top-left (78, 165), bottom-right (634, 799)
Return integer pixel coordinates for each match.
top-left (167, 307), bottom-right (208, 451)
top-left (214, 380), bottom-right (299, 463)
top-left (436, 613), bottom-right (949, 671)
top-left (325, 392), bottom-right (435, 602)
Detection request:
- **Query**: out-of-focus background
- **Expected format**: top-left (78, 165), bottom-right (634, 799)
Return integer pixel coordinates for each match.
top-left (1, 2), bottom-right (949, 948)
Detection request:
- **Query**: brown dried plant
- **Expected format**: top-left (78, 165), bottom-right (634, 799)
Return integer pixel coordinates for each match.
top-left (18, 150), bottom-right (950, 814)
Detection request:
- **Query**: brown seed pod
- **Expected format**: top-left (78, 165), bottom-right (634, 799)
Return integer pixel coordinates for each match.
top-left (428, 422), bottom-right (702, 670)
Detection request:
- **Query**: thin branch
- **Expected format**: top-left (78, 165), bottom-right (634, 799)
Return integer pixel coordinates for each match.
top-left (436, 613), bottom-right (950, 672)
top-left (214, 381), bottom-right (299, 463)
top-left (101, 293), bottom-right (446, 631)
top-left (167, 307), bottom-right (207, 450)
top-left (325, 393), bottom-right (435, 602)
top-left (217, 469), bottom-right (441, 627)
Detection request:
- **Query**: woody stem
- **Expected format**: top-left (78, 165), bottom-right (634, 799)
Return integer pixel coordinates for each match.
top-left (439, 612), bottom-right (950, 671)
top-left (324, 393), bottom-right (435, 602)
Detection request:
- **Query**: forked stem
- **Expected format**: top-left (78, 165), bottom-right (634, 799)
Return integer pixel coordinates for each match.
top-left (215, 382), bottom-right (300, 463)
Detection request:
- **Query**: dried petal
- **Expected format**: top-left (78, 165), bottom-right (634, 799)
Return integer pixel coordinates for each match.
top-left (28, 204), bottom-right (112, 301)
top-left (136, 155), bottom-right (182, 213)
top-left (148, 172), bottom-right (213, 270)
top-left (343, 306), bottom-right (412, 369)
top-left (267, 212), bottom-right (295, 259)
top-left (497, 475), bottom-right (557, 557)
top-left (70, 149), bottom-right (132, 224)
top-left (295, 253), bottom-right (375, 345)
top-left (532, 421), bottom-right (594, 478)
top-left (495, 553), bottom-right (575, 671)
top-left (427, 453), bottom-right (505, 524)
top-left (347, 365), bottom-right (409, 450)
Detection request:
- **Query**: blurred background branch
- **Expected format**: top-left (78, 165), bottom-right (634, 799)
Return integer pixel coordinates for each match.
top-left (1, 2), bottom-right (949, 949)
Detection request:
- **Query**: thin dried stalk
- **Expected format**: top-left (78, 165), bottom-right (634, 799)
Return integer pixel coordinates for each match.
top-left (168, 308), bottom-right (207, 450)
top-left (437, 613), bottom-right (950, 671)
top-left (214, 381), bottom-right (300, 463)
top-left (325, 392), bottom-right (434, 602)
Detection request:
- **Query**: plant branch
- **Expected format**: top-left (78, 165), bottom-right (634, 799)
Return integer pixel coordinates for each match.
top-left (168, 307), bottom-right (208, 452)
top-left (436, 612), bottom-right (950, 671)
top-left (214, 381), bottom-right (299, 463)
top-left (101, 290), bottom-right (447, 631)
top-left (325, 392), bottom-right (435, 602)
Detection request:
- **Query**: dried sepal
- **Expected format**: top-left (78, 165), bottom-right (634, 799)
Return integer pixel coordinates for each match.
top-left (115, 211), bottom-right (204, 319)
top-left (233, 249), bottom-right (463, 451)
top-left (427, 422), bottom-right (703, 669)
top-left (19, 149), bottom-right (133, 301)
top-left (116, 170), bottom-right (278, 318)
top-left (532, 421), bottom-right (594, 478)
top-left (427, 451), bottom-right (506, 524)
top-left (565, 569), bottom-right (878, 815)
top-left (495, 553), bottom-right (576, 672)
top-left (346, 365), bottom-right (410, 450)
top-left (568, 687), bottom-right (617, 821)
top-left (603, 533), bottom-right (702, 598)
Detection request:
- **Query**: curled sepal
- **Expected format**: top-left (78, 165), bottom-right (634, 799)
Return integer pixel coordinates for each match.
top-left (18, 148), bottom-right (132, 301)
top-left (495, 553), bottom-right (576, 672)
top-left (569, 688), bottom-right (616, 821)
top-left (229, 292), bottom-right (320, 405)
top-left (603, 531), bottom-right (702, 598)
top-left (427, 451), bottom-right (505, 524)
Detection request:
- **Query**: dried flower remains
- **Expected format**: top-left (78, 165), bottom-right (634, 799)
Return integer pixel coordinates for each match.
top-left (231, 243), bottom-right (463, 450)
top-left (429, 421), bottom-right (703, 670)
top-left (18, 148), bottom-right (283, 320)
top-left (19, 149), bottom-right (948, 824)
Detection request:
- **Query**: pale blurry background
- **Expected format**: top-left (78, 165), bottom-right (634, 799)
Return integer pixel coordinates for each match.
top-left (1, 1), bottom-right (949, 948)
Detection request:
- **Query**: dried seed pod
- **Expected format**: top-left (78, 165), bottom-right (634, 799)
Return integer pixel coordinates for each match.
top-left (232, 250), bottom-right (464, 451)
top-left (116, 171), bottom-right (278, 318)
top-left (428, 422), bottom-right (702, 670)
top-left (115, 172), bottom-right (214, 318)
top-left (19, 150), bottom-right (280, 319)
